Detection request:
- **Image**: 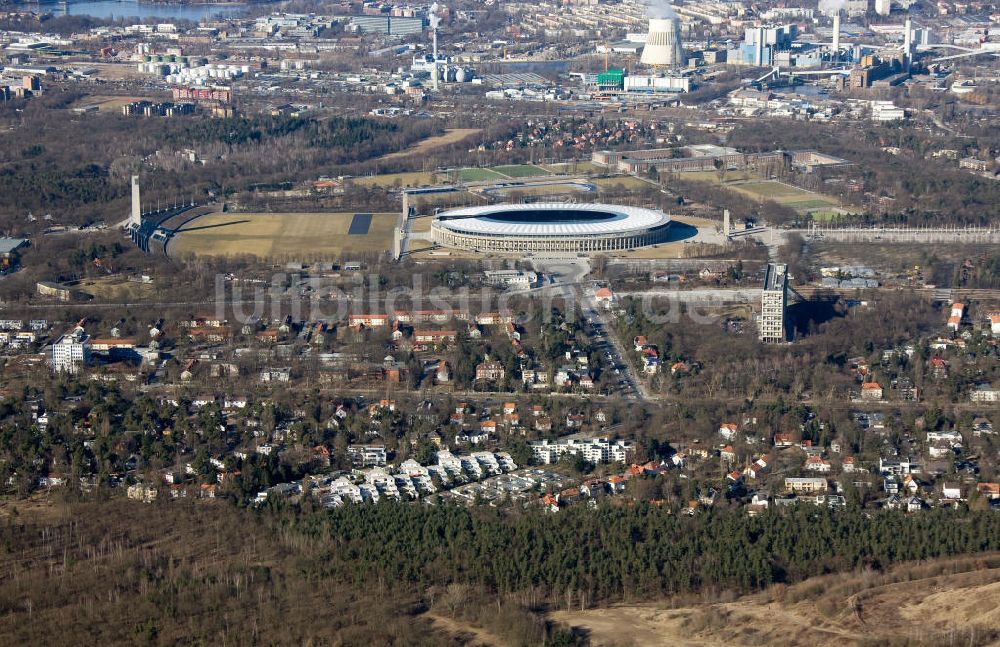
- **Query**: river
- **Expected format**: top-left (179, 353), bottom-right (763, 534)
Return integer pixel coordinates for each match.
top-left (25, 0), bottom-right (247, 21)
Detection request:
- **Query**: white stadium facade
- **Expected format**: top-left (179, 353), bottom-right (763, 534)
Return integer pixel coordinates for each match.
top-left (430, 203), bottom-right (672, 254)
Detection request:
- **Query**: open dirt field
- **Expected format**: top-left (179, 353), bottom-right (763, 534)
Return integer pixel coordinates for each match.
top-left (85, 63), bottom-right (150, 81)
top-left (592, 176), bottom-right (656, 190)
top-left (71, 95), bottom-right (162, 112)
top-left (409, 215), bottom-right (434, 233)
top-left (552, 554), bottom-right (1000, 647)
top-left (171, 212), bottom-right (396, 259)
top-left (350, 171), bottom-right (437, 188)
top-left (75, 276), bottom-right (156, 300)
top-left (542, 161), bottom-right (603, 175)
top-left (423, 613), bottom-right (505, 646)
top-left (377, 128), bottom-right (482, 162)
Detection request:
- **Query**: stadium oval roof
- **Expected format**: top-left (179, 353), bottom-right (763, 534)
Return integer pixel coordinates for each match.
top-left (435, 203), bottom-right (670, 237)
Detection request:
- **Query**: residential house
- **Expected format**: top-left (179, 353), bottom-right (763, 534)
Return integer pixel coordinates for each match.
top-left (976, 483), bottom-right (999, 500)
top-left (947, 303), bottom-right (964, 331)
top-left (970, 384), bottom-right (1000, 402)
top-left (594, 287), bottom-right (615, 308)
top-left (972, 418), bottom-right (994, 436)
top-left (804, 456), bottom-right (832, 472)
top-left (718, 423), bottom-right (738, 441)
top-left (929, 357), bottom-right (948, 378)
top-left (413, 330), bottom-right (457, 345)
top-left (773, 432), bottom-right (795, 447)
top-left (941, 483), bottom-right (962, 500)
top-left (347, 445), bottom-right (387, 467)
top-left (348, 314), bottom-right (389, 328)
top-left (785, 477), bottom-right (828, 493)
top-left (861, 381), bottom-right (883, 400)
top-left (475, 356), bottom-right (505, 382)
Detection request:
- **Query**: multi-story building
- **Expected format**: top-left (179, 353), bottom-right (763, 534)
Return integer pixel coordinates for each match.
top-left (475, 357), bottom-right (505, 382)
top-left (482, 270), bottom-right (538, 289)
top-left (784, 477), bottom-right (828, 493)
top-left (51, 327), bottom-right (90, 374)
top-left (347, 445), bottom-right (387, 467)
top-left (759, 263), bottom-right (787, 343)
top-left (528, 438), bottom-right (634, 465)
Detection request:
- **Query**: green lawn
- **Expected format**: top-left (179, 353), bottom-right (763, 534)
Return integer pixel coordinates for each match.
top-left (456, 168), bottom-right (508, 182)
top-left (493, 164), bottom-right (552, 178)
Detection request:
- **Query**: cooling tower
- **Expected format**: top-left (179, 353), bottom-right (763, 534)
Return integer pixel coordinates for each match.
top-left (641, 17), bottom-right (684, 67)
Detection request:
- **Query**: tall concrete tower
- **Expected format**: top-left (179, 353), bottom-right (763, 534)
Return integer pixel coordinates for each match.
top-left (130, 175), bottom-right (141, 227)
top-left (903, 17), bottom-right (913, 58)
top-left (759, 263), bottom-right (787, 343)
top-left (832, 13), bottom-right (841, 57)
top-left (641, 17), bottom-right (684, 67)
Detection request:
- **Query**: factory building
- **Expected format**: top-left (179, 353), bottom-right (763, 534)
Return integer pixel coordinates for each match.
top-left (593, 68), bottom-right (690, 94)
top-left (847, 53), bottom-right (907, 88)
top-left (727, 24), bottom-right (797, 66)
top-left (349, 15), bottom-right (426, 35)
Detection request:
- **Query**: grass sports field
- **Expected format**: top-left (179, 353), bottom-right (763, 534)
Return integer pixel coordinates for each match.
top-left (492, 164), bottom-right (552, 178)
top-left (170, 212), bottom-right (396, 259)
top-left (679, 172), bottom-right (840, 214)
top-left (456, 168), bottom-right (508, 182)
top-left (729, 181), bottom-right (839, 212)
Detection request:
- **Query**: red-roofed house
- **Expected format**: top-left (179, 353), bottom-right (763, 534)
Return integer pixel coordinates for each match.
top-left (861, 382), bottom-right (883, 400)
top-left (718, 423), bottom-right (737, 440)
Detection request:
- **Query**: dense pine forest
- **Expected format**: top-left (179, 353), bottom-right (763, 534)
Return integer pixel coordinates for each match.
top-left (291, 503), bottom-right (1000, 600)
top-left (3, 498), bottom-right (1000, 645)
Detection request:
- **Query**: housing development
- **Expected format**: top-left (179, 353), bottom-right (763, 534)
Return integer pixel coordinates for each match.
top-left (0, 0), bottom-right (998, 643)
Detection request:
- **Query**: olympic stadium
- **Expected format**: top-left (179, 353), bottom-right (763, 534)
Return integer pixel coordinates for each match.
top-left (430, 203), bottom-right (672, 254)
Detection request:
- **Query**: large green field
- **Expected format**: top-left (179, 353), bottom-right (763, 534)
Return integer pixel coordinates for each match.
top-left (492, 164), bottom-right (553, 178)
top-left (170, 212), bottom-right (396, 259)
top-left (681, 174), bottom-right (840, 214)
top-left (456, 168), bottom-right (508, 182)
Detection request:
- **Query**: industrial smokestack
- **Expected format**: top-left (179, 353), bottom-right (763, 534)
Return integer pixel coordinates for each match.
top-left (903, 17), bottom-right (912, 56)
top-left (832, 13), bottom-right (841, 56)
top-left (641, 17), bottom-right (684, 67)
top-left (130, 175), bottom-right (141, 227)
top-left (429, 2), bottom-right (441, 90)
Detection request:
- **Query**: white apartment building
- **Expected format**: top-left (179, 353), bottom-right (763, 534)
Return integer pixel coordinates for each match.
top-left (528, 438), bottom-right (634, 465)
top-left (347, 445), bottom-right (387, 467)
top-left (483, 269), bottom-right (538, 289)
top-left (51, 327), bottom-right (91, 373)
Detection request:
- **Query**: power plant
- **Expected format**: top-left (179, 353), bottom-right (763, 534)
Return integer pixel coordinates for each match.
top-left (641, 17), bottom-right (684, 67)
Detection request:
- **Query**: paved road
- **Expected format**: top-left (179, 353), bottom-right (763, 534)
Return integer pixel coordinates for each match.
top-left (530, 258), bottom-right (643, 400)
top-left (615, 287), bottom-right (761, 304)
